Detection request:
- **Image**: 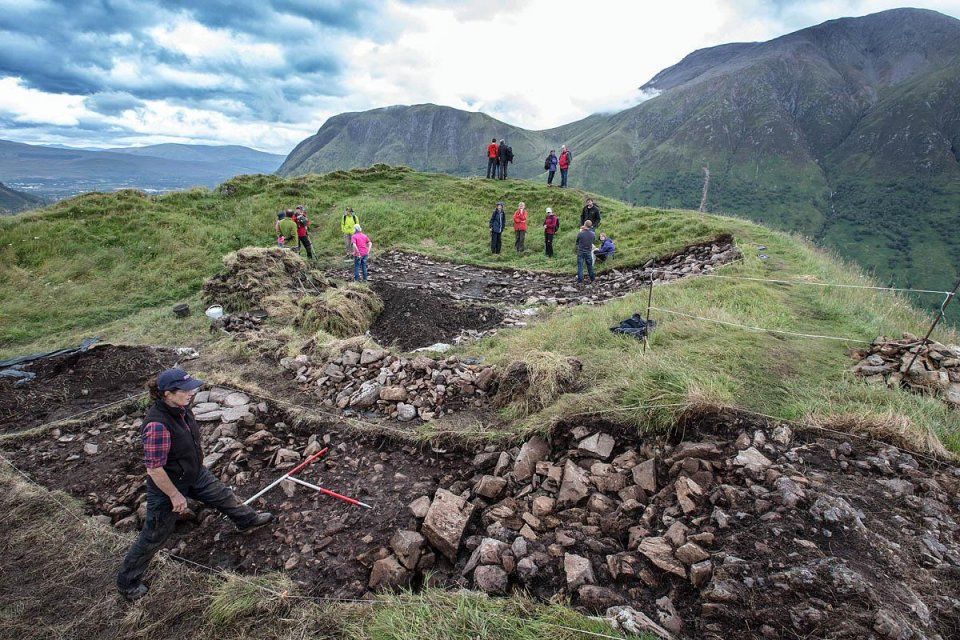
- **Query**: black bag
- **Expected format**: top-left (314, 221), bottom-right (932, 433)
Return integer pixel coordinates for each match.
top-left (566, 149), bottom-right (572, 165)
top-left (506, 146), bottom-right (514, 162)
top-left (544, 155), bottom-right (551, 171)
top-left (609, 314), bottom-right (656, 340)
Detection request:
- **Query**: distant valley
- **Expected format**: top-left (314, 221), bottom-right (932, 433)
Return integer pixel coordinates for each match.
top-left (0, 141), bottom-right (285, 205)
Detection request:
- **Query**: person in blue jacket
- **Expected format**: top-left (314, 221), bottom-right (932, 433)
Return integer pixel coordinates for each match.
top-left (594, 233), bottom-right (616, 263)
top-left (489, 202), bottom-right (506, 254)
top-left (545, 150), bottom-right (558, 186)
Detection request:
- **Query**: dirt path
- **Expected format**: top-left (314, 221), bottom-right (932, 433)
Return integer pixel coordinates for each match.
top-left (328, 235), bottom-right (739, 307)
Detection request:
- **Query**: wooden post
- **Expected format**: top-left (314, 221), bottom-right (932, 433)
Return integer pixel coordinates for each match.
top-left (903, 276), bottom-right (960, 374)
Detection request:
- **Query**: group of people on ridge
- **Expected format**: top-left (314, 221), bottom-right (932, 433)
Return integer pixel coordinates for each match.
top-left (274, 205), bottom-right (371, 282)
top-left (486, 138), bottom-right (514, 180)
top-left (489, 197), bottom-right (615, 284)
top-left (484, 139), bottom-right (573, 188)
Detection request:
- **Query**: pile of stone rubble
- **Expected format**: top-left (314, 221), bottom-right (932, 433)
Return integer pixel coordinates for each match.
top-left (851, 333), bottom-right (960, 406)
top-left (371, 422), bottom-right (960, 639)
top-left (281, 347), bottom-right (498, 422)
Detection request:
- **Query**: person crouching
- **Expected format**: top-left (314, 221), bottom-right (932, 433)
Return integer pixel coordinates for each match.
top-left (116, 368), bottom-right (273, 601)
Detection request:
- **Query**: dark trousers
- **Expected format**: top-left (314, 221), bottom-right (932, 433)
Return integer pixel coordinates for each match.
top-left (499, 161), bottom-right (508, 180)
top-left (594, 251), bottom-right (609, 263)
top-left (515, 230), bottom-right (525, 252)
top-left (547, 170), bottom-right (556, 185)
top-left (577, 252), bottom-right (595, 283)
top-left (116, 467), bottom-right (258, 594)
top-left (487, 157), bottom-right (498, 179)
top-left (560, 168), bottom-right (568, 187)
top-left (298, 234), bottom-right (314, 259)
top-left (491, 231), bottom-right (502, 254)
top-left (545, 233), bottom-right (555, 257)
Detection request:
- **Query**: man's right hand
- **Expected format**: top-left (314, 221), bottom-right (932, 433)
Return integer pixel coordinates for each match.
top-left (171, 491), bottom-right (188, 514)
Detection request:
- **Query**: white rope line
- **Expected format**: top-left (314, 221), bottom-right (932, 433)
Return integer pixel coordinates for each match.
top-left (649, 306), bottom-right (873, 344)
top-left (648, 269), bottom-right (952, 295)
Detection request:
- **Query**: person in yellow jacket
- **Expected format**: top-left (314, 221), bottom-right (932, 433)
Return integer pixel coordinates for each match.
top-left (341, 207), bottom-right (360, 257)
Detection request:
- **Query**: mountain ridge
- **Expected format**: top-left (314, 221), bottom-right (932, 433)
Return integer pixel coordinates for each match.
top-left (278, 7), bottom-right (960, 298)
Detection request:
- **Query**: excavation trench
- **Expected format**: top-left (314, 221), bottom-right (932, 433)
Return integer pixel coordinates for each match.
top-left (5, 397), bottom-right (960, 639)
top-left (0, 344), bottom-right (179, 435)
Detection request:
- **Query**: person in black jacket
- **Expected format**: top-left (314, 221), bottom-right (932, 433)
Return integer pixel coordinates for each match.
top-left (580, 198), bottom-right (601, 229)
top-left (116, 368), bottom-right (273, 601)
top-left (489, 202), bottom-right (506, 254)
top-left (497, 140), bottom-right (511, 180)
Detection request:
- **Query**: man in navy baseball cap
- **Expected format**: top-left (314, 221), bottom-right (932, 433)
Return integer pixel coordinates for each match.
top-left (156, 368), bottom-right (203, 392)
top-left (117, 367), bottom-right (273, 601)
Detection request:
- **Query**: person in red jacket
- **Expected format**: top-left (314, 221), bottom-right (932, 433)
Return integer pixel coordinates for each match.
top-left (513, 202), bottom-right (528, 253)
top-left (293, 205), bottom-right (314, 259)
top-left (486, 138), bottom-right (498, 179)
top-left (558, 145), bottom-right (571, 188)
top-left (543, 207), bottom-right (559, 257)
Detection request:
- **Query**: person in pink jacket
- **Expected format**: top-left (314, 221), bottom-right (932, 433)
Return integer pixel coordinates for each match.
top-left (351, 224), bottom-right (372, 282)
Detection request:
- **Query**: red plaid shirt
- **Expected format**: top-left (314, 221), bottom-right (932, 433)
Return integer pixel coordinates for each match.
top-left (142, 421), bottom-right (171, 469)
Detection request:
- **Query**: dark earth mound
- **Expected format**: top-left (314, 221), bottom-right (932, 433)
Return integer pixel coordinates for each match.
top-left (0, 344), bottom-right (177, 434)
top-left (369, 281), bottom-right (502, 351)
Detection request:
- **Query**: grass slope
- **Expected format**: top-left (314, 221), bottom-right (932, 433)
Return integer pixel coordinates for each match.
top-left (1, 166), bottom-right (956, 455)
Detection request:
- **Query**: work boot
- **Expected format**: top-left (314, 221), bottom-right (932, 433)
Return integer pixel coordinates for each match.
top-left (238, 511), bottom-right (274, 533)
top-left (120, 583), bottom-right (150, 602)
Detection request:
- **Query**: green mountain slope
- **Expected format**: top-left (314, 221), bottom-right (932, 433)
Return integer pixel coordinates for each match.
top-left (0, 181), bottom-right (42, 214)
top-left (279, 8), bottom-right (960, 304)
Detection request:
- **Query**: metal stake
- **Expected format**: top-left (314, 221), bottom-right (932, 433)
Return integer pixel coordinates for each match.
top-left (903, 277), bottom-right (960, 376)
top-left (643, 272), bottom-right (654, 354)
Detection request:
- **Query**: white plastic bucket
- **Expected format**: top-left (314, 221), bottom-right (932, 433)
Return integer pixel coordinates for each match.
top-left (205, 305), bottom-right (224, 320)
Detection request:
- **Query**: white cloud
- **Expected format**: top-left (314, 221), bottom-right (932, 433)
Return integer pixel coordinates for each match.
top-left (3, 0), bottom-right (960, 153)
top-left (0, 77), bottom-right (87, 125)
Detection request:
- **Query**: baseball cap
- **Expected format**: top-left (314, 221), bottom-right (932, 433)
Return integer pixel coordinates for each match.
top-left (157, 368), bottom-right (203, 392)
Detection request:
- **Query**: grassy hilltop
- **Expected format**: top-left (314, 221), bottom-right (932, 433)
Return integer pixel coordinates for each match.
top-left (1, 166), bottom-right (957, 455)
top-left (2, 166), bottom-right (960, 639)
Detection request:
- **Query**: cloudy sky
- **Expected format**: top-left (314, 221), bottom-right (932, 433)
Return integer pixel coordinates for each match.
top-left (1, 0), bottom-right (958, 154)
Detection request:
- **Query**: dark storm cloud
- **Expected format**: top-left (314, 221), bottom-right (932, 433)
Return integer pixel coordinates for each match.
top-left (83, 92), bottom-right (146, 116)
top-left (0, 0), bottom-right (383, 123)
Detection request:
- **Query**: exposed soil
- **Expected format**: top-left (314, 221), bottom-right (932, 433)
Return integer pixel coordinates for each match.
top-left (328, 235), bottom-right (740, 308)
top-left (6, 400), bottom-right (960, 639)
top-left (1, 399), bottom-right (480, 600)
top-left (369, 282), bottom-right (504, 351)
top-left (0, 344), bottom-right (178, 434)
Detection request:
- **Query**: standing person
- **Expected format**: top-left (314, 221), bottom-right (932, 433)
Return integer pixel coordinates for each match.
top-left (278, 210), bottom-right (299, 249)
top-left (575, 219), bottom-right (596, 285)
top-left (294, 205), bottom-right (314, 259)
top-left (274, 211), bottom-right (286, 247)
top-left (341, 207), bottom-right (359, 258)
top-left (543, 207), bottom-right (559, 257)
top-left (513, 202), bottom-right (528, 253)
top-left (116, 368), bottom-right (273, 601)
top-left (594, 233), bottom-right (615, 263)
top-left (486, 138), bottom-right (499, 179)
top-left (497, 139), bottom-right (507, 180)
top-left (351, 224), bottom-right (372, 282)
top-left (545, 149), bottom-right (558, 186)
top-left (580, 198), bottom-right (601, 230)
top-left (489, 202), bottom-right (506, 254)
top-left (558, 145), bottom-right (572, 188)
